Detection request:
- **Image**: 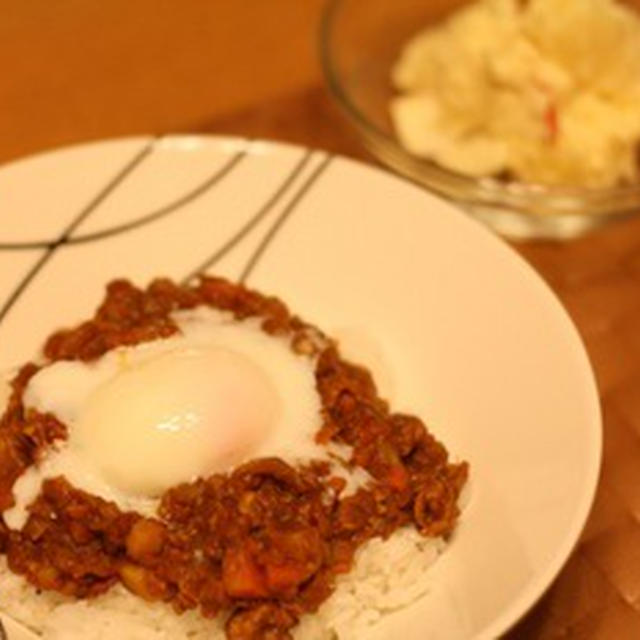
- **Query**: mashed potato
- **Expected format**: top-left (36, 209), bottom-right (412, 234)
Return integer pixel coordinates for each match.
top-left (391, 0), bottom-right (640, 187)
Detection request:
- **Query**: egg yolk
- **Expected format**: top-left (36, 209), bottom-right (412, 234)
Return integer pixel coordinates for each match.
top-left (72, 346), bottom-right (280, 497)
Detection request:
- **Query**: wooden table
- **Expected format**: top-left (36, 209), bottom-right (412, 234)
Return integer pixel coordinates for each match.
top-left (2, 1), bottom-right (640, 637)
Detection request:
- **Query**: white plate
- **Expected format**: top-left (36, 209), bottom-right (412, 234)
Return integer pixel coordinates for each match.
top-left (0, 136), bottom-right (601, 640)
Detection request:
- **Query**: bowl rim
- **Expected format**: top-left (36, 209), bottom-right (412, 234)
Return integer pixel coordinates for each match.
top-left (319, 0), bottom-right (640, 213)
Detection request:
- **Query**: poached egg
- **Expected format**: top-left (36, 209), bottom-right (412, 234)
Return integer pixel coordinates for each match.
top-left (4, 307), bottom-right (325, 528)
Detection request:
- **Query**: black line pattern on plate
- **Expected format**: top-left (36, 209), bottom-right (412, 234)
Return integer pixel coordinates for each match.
top-left (0, 140), bottom-right (155, 325)
top-left (0, 149), bottom-right (246, 250)
top-left (181, 149), bottom-right (313, 285)
top-left (240, 154), bottom-right (333, 283)
top-left (0, 142), bottom-right (250, 327)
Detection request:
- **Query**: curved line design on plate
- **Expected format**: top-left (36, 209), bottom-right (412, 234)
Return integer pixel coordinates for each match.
top-left (64, 149), bottom-right (246, 246)
top-left (0, 141), bottom-right (249, 326)
top-left (240, 154), bottom-right (334, 283)
top-left (181, 149), bottom-right (314, 284)
top-left (0, 140), bottom-right (155, 325)
top-left (0, 146), bottom-right (246, 250)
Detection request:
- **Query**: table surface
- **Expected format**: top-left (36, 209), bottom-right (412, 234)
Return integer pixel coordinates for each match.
top-left (2, 2), bottom-right (640, 637)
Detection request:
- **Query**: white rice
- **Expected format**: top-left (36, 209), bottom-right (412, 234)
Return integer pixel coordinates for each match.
top-left (0, 527), bottom-right (445, 639)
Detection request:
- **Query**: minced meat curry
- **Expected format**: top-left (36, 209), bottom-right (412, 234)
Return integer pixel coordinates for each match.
top-left (0, 277), bottom-right (468, 639)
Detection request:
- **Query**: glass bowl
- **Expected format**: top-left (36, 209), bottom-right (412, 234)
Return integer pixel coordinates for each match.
top-left (320, 0), bottom-right (640, 239)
